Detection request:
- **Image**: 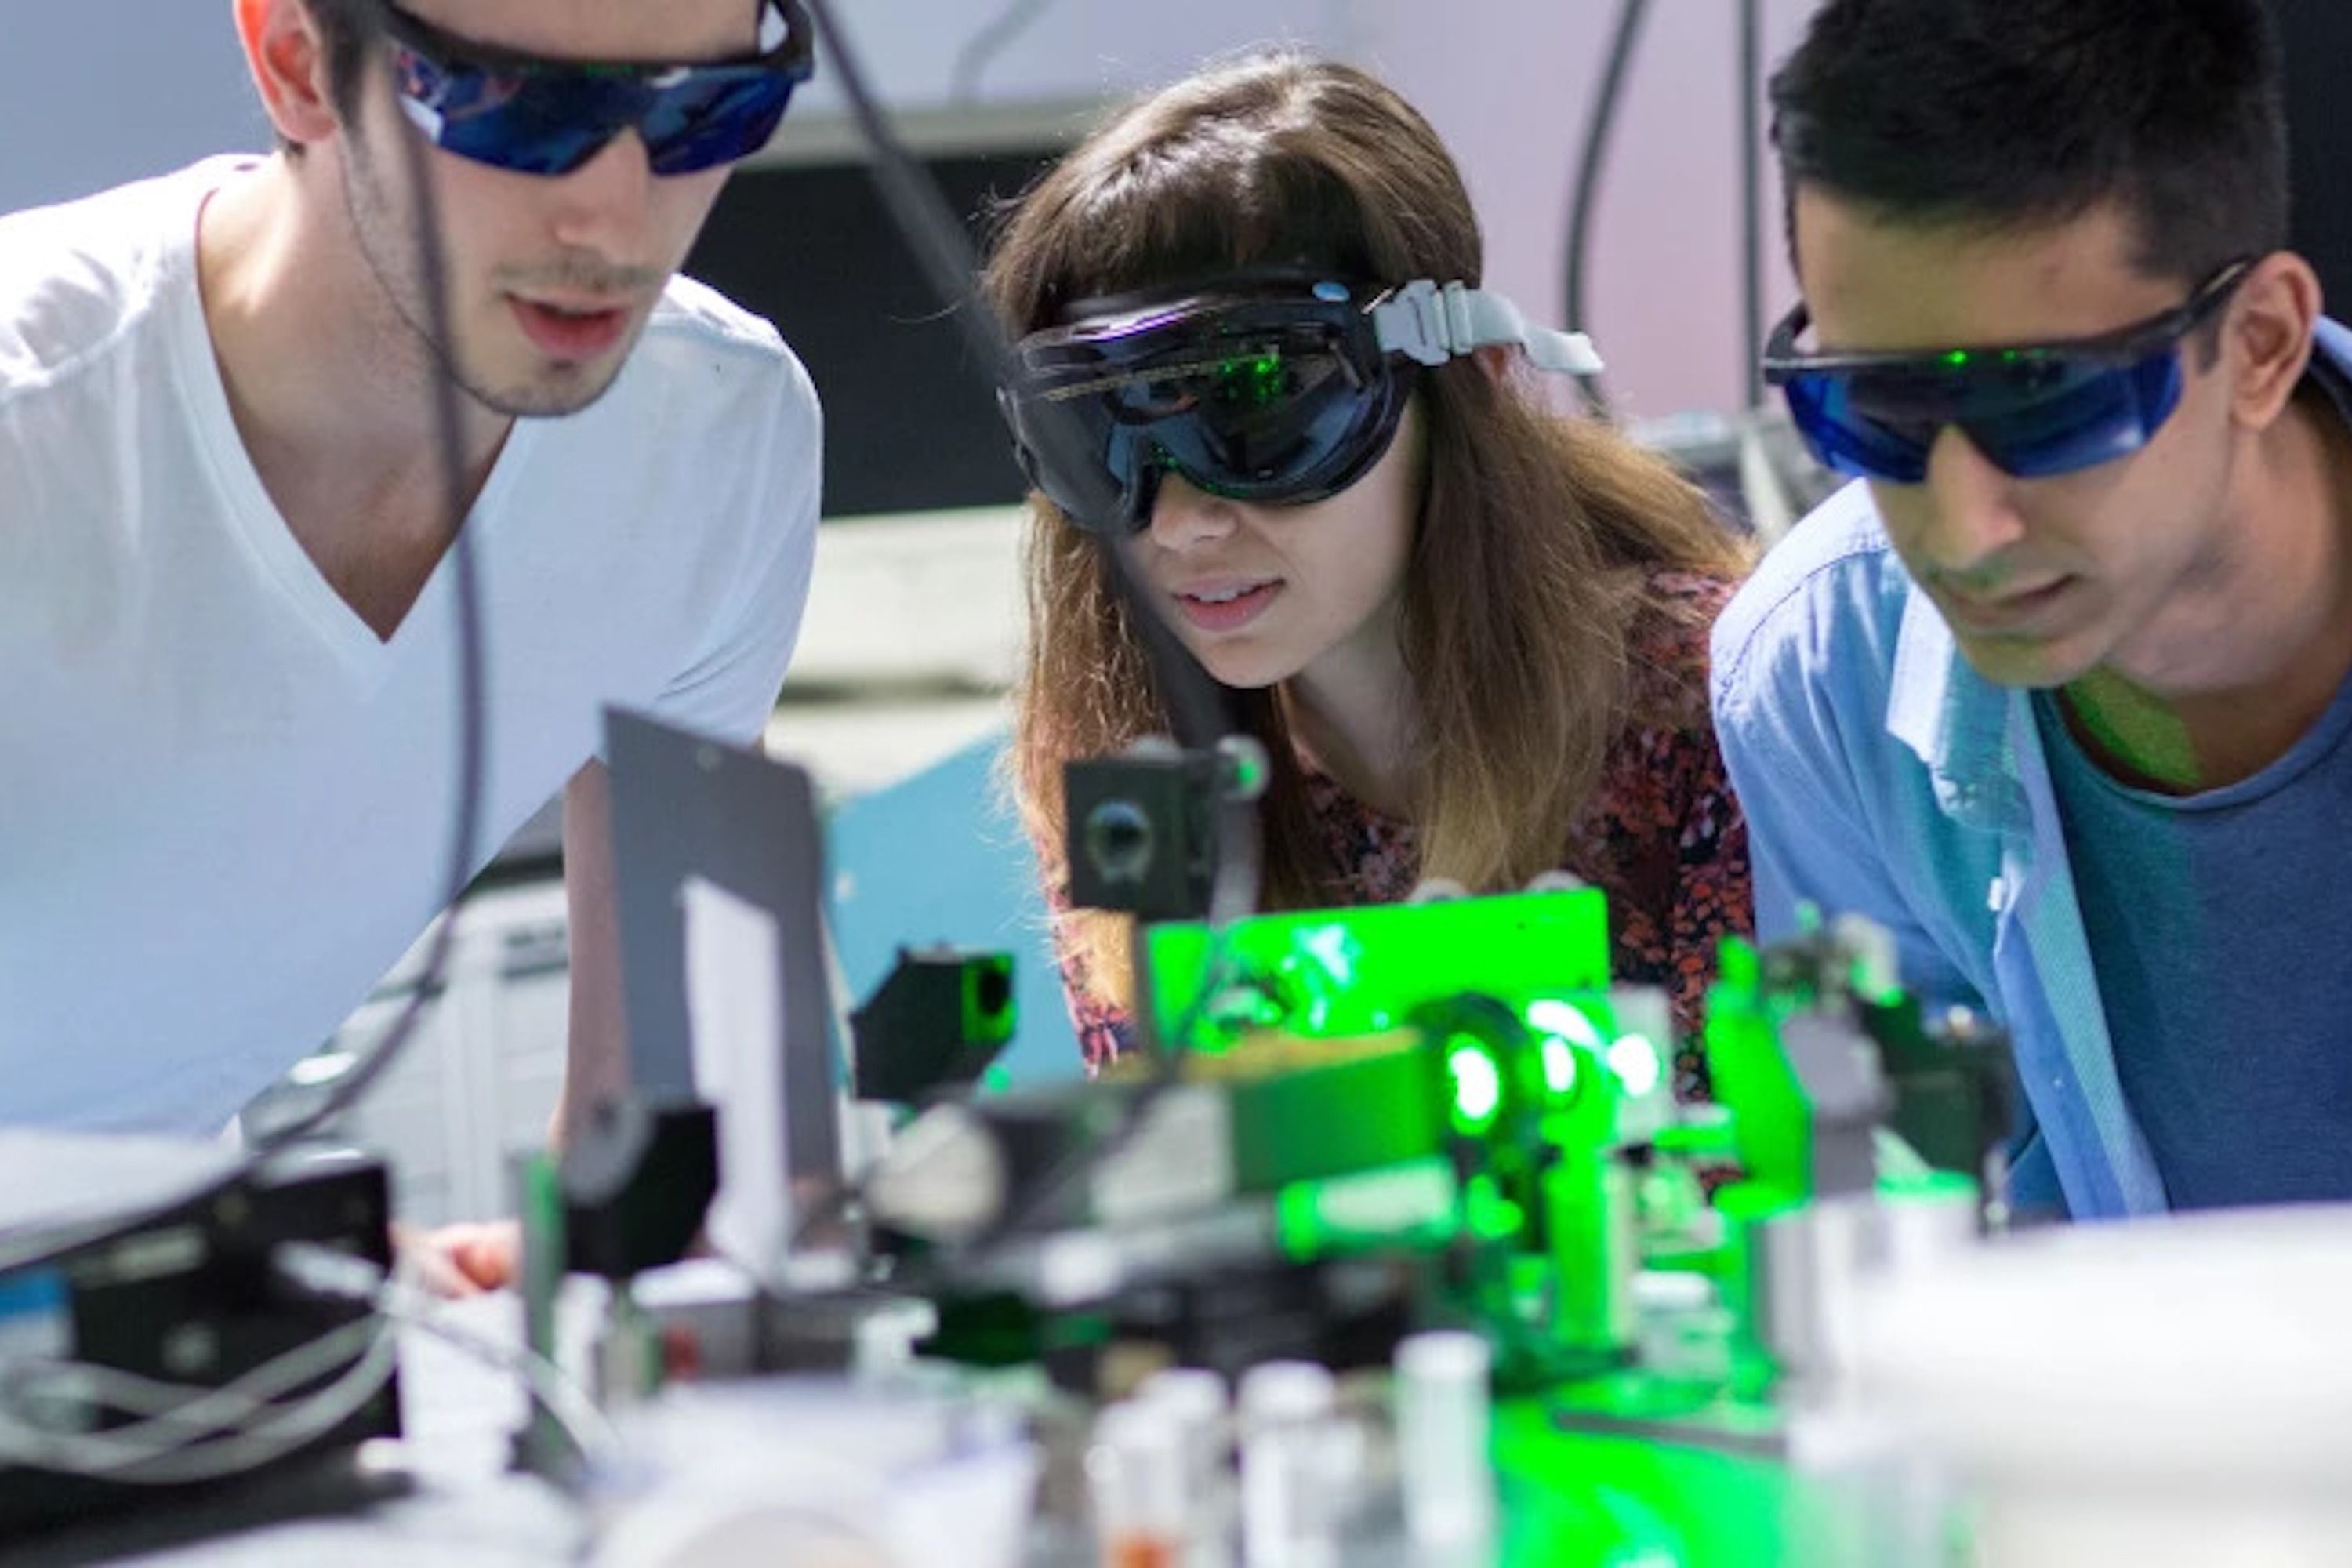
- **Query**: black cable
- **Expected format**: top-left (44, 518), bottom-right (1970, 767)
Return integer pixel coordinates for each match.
top-left (800, 0), bottom-right (1238, 757)
top-left (1740, 0), bottom-right (1766, 409)
top-left (248, 5), bottom-right (488, 1152)
top-left (0, 0), bottom-right (487, 1276)
top-left (1563, 0), bottom-right (1652, 420)
top-left (948, 0), bottom-right (1060, 106)
top-left (774, 0), bottom-right (1263, 1270)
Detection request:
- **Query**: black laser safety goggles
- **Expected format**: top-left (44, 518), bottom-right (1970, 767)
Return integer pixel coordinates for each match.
top-left (383, 0), bottom-right (815, 178)
top-left (1000, 274), bottom-right (1605, 535)
top-left (1762, 259), bottom-right (2256, 486)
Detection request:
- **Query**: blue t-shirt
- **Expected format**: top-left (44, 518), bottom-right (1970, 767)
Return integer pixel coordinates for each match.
top-left (2038, 575), bottom-right (2352, 1210)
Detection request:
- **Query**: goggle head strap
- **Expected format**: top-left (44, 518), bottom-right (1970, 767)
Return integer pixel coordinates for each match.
top-left (1370, 279), bottom-right (1605, 378)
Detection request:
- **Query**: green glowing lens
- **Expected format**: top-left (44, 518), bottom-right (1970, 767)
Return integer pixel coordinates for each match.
top-left (1607, 1034), bottom-right (1663, 1098)
top-left (1540, 1036), bottom-right (1579, 1098)
top-left (1448, 1037), bottom-right (1504, 1131)
top-left (1526, 999), bottom-right (1605, 1052)
top-left (1214, 351), bottom-right (1288, 408)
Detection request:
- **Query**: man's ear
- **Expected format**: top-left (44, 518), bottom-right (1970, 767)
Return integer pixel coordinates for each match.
top-left (234, 0), bottom-right (343, 150)
top-left (1472, 343), bottom-right (1515, 386)
top-left (2227, 252), bottom-right (2323, 434)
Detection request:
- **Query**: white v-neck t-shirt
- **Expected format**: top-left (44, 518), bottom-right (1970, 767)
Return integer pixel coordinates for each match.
top-left (1, 158), bottom-right (822, 1132)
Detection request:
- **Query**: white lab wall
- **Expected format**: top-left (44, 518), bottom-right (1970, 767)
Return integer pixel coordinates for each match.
top-left (1, 2), bottom-right (1815, 419)
top-left (0, 4), bottom-right (269, 218)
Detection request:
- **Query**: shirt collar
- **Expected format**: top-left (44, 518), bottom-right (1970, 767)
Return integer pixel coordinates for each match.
top-left (1886, 566), bottom-right (2032, 831)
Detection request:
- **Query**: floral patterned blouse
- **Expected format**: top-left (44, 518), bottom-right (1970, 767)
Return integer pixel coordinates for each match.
top-left (1050, 571), bottom-right (1753, 1102)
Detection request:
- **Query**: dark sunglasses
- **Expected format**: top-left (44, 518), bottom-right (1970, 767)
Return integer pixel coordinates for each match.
top-left (1762, 258), bottom-right (2257, 485)
top-left (1001, 273), bottom-right (1601, 535)
top-left (382, 1), bottom-right (815, 178)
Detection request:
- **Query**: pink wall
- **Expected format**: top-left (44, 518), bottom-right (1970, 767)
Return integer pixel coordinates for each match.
top-left (6, 1), bottom-right (1824, 422)
top-left (1360, 1), bottom-right (1819, 420)
top-left (793, 0), bottom-right (1828, 421)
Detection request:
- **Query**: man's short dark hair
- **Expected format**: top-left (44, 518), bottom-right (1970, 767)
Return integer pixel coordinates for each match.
top-left (1770, 0), bottom-right (2289, 285)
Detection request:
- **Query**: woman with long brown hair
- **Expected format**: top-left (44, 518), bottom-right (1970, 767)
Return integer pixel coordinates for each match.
top-left (985, 53), bottom-right (1753, 1096)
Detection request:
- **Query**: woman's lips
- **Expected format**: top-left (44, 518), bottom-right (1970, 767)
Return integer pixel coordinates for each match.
top-left (1174, 579), bottom-right (1283, 632)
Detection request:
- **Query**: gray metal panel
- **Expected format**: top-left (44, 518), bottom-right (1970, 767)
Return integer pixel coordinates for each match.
top-left (604, 709), bottom-right (842, 1210)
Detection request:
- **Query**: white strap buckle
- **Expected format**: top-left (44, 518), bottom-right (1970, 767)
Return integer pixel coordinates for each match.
top-left (1370, 279), bottom-right (1605, 378)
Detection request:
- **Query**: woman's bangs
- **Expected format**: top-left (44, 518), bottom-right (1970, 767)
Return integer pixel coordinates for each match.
top-left (1053, 154), bottom-right (1372, 309)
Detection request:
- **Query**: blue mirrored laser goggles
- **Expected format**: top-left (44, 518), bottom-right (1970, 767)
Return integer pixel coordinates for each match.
top-left (1000, 274), bottom-right (1603, 535)
top-left (1762, 258), bottom-right (2255, 485)
top-left (383, 0), bottom-right (815, 177)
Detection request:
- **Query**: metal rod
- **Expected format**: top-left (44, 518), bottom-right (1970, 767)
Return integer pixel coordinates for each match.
top-left (1740, 0), bottom-right (1767, 409)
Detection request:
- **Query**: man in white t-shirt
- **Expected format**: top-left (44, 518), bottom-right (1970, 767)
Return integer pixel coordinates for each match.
top-left (1, 0), bottom-right (822, 1270)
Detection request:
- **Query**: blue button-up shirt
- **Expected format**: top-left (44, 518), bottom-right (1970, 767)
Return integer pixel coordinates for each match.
top-left (1711, 319), bottom-right (2352, 1216)
top-left (1709, 497), bottom-right (2190, 1220)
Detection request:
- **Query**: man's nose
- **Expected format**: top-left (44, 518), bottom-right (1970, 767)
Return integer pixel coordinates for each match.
top-left (546, 129), bottom-right (656, 256)
top-left (1910, 425), bottom-right (2030, 583)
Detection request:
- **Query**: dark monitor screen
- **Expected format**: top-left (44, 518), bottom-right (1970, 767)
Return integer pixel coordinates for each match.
top-left (684, 144), bottom-right (1069, 520)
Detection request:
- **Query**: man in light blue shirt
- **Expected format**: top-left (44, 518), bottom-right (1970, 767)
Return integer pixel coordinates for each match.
top-left (1713, 0), bottom-right (2352, 1220)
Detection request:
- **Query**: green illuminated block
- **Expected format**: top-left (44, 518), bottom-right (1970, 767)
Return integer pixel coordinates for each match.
top-left (1178, 1031), bottom-right (1445, 1190)
top-left (1703, 938), bottom-right (1812, 1204)
top-left (1138, 887), bottom-right (1614, 1051)
top-left (1544, 1156), bottom-right (1636, 1357)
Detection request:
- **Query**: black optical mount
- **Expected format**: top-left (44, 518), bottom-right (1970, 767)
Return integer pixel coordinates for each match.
top-left (1064, 736), bottom-right (1269, 923)
top-left (852, 946), bottom-right (1018, 1104)
top-left (561, 1095), bottom-right (720, 1280)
